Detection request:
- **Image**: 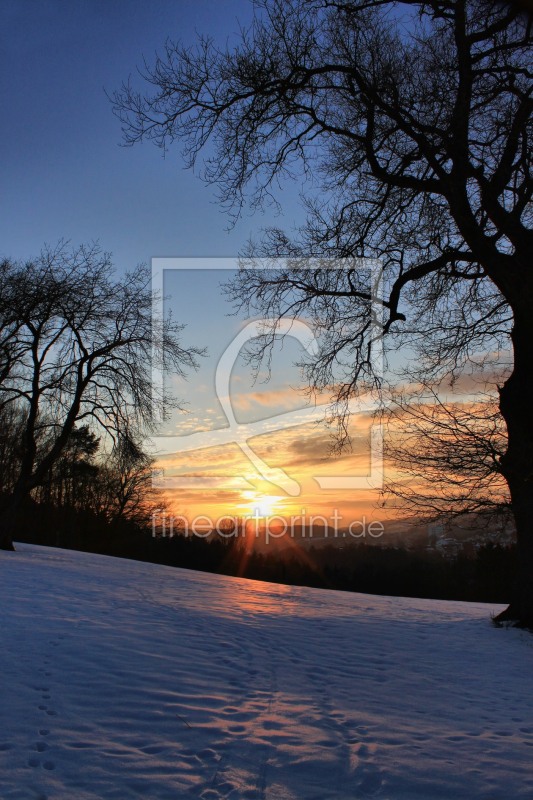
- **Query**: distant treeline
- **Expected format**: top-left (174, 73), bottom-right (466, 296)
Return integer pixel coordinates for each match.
top-left (13, 496), bottom-right (516, 604)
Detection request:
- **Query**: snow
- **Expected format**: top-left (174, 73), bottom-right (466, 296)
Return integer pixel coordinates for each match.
top-left (1, 545), bottom-right (532, 800)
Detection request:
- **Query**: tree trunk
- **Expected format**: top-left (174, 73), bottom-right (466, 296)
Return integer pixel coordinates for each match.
top-left (0, 502), bottom-right (18, 550)
top-left (496, 312), bottom-right (533, 627)
top-left (0, 523), bottom-right (16, 550)
top-left (0, 482), bottom-right (31, 551)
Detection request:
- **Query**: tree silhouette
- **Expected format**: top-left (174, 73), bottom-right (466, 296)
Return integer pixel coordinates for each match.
top-left (113, 0), bottom-right (533, 624)
top-left (382, 386), bottom-right (511, 523)
top-left (97, 434), bottom-right (162, 528)
top-left (0, 243), bottom-right (203, 550)
top-left (36, 425), bottom-right (100, 512)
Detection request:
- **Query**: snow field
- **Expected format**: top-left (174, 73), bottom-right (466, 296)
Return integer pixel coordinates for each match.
top-left (1, 544), bottom-right (532, 799)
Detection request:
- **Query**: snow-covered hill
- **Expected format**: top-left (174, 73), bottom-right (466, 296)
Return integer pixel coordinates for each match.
top-left (1, 545), bottom-right (532, 800)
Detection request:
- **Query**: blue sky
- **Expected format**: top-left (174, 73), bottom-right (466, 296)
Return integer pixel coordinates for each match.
top-left (0, 1), bottom-right (390, 524)
top-left (1, 0), bottom-right (304, 267)
top-left (0, 0), bottom-right (308, 425)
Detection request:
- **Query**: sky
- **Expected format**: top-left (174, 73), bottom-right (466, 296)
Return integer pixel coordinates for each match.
top-left (0, 0), bottom-right (271, 265)
top-left (0, 0), bottom-right (422, 532)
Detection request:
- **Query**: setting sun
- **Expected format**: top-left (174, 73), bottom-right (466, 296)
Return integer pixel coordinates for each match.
top-left (246, 494), bottom-right (283, 518)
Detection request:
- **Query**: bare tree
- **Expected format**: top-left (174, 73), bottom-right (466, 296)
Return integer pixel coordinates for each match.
top-left (382, 385), bottom-right (511, 522)
top-left (0, 243), bottom-right (203, 550)
top-left (96, 434), bottom-right (162, 528)
top-left (113, 0), bottom-right (533, 624)
top-left (0, 404), bottom-right (26, 496)
top-left (35, 425), bottom-right (100, 512)
top-left (27, 424), bottom-right (164, 530)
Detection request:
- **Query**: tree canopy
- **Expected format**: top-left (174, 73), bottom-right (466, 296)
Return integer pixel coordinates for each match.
top-left (113, 0), bottom-right (533, 623)
top-left (0, 243), bottom-right (202, 549)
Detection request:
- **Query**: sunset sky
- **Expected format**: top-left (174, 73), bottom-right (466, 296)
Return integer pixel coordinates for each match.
top-left (0, 0), bottom-right (389, 528)
top-left (151, 261), bottom-right (388, 526)
top-left (0, 1), bottom-right (496, 530)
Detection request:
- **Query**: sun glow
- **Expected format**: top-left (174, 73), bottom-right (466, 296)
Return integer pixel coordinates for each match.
top-left (246, 493), bottom-right (283, 518)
